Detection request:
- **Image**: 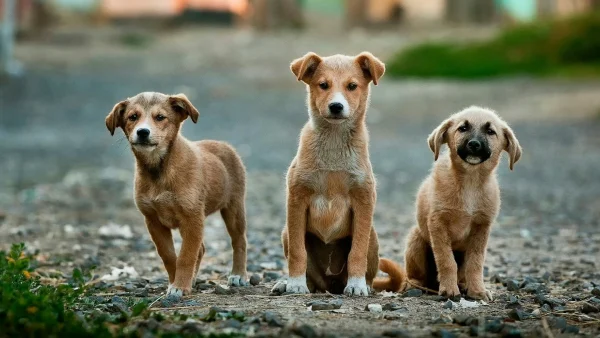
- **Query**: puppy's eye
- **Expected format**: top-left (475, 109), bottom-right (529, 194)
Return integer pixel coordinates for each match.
top-left (319, 82), bottom-right (329, 90)
top-left (487, 129), bottom-right (496, 135)
top-left (347, 83), bottom-right (358, 91)
top-left (128, 114), bottom-right (138, 122)
top-left (458, 125), bottom-right (468, 132)
top-left (156, 115), bottom-right (166, 121)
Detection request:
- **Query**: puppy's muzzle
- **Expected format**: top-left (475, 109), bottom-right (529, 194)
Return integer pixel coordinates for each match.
top-left (132, 128), bottom-right (157, 147)
top-left (458, 138), bottom-right (491, 165)
top-left (328, 102), bottom-right (345, 118)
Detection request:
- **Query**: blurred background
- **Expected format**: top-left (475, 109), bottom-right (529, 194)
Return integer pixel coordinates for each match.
top-left (0, 0), bottom-right (599, 293)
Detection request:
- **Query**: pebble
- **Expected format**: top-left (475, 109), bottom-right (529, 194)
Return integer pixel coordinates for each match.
top-left (500, 324), bottom-right (523, 338)
top-left (263, 311), bottom-right (284, 327)
top-left (308, 299), bottom-right (343, 311)
top-left (505, 295), bottom-right (521, 309)
top-left (522, 283), bottom-right (544, 294)
top-left (507, 308), bottom-right (529, 321)
top-left (563, 325), bottom-right (579, 334)
top-left (382, 329), bottom-right (411, 337)
top-left (220, 319), bottom-right (242, 329)
top-left (442, 300), bottom-right (456, 310)
top-left (382, 303), bottom-right (407, 312)
top-left (535, 295), bottom-right (565, 309)
top-left (402, 289), bottom-right (423, 298)
top-left (365, 304), bottom-right (382, 313)
top-left (291, 324), bottom-right (318, 338)
top-left (485, 318), bottom-right (504, 333)
top-left (195, 283), bottom-right (212, 291)
top-left (490, 273), bottom-right (505, 284)
top-left (179, 322), bottom-right (202, 335)
top-left (431, 314), bottom-right (452, 324)
top-left (547, 316), bottom-right (567, 331)
top-left (581, 302), bottom-right (599, 313)
top-left (453, 315), bottom-right (477, 326)
top-left (433, 329), bottom-right (457, 338)
top-left (249, 274), bottom-right (261, 286)
top-left (506, 280), bottom-right (520, 291)
top-left (263, 271), bottom-right (281, 282)
top-left (214, 284), bottom-right (234, 295)
top-left (592, 287), bottom-right (600, 296)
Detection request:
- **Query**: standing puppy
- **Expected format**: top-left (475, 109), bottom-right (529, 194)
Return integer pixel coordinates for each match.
top-left (274, 52), bottom-right (404, 296)
top-left (405, 106), bottom-right (522, 301)
top-left (105, 92), bottom-right (248, 298)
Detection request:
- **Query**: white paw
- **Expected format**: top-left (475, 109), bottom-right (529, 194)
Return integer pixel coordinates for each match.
top-left (285, 276), bottom-right (310, 294)
top-left (166, 285), bottom-right (184, 299)
top-left (344, 277), bottom-right (369, 296)
top-left (228, 275), bottom-right (248, 287)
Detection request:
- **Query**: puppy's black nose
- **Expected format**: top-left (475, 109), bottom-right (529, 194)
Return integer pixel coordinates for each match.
top-left (328, 102), bottom-right (344, 115)
top-left (467, 140), bottom-right (481, 151)
top-left (137, 128), bottom-right (150, 139)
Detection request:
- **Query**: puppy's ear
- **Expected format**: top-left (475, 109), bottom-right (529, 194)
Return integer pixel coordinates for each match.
top-left (105, 100), bottom-right (128, 136)
top-left (503, 125), bottom-right (522, 170)
top-left (169, 94), bottom-right (199, 123)
top-left (427, 118), bottom-right (453, 161)
top-left (290, 52), bottom-right (322, 84)
top-left (355, 52), bottom-right (385, 85)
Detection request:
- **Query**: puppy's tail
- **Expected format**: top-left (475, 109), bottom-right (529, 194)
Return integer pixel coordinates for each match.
top-left (372, 258), bottom-right (406, 292)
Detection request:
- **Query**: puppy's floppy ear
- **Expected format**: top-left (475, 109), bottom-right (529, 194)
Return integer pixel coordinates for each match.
top-left (503, 124), bottom-right (522, 170)
top-left (169, 94), bottom-right (199, 123)
top-left (105, 100), bottom-right (128, 136)
top-left (355, 52), bottom-right (385, 85)
top-left (290, 52), bottom-right (322, 84)
top-left (427, 118), bottom-right (453, 161)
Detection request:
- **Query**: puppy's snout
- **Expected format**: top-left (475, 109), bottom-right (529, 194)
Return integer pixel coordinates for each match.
top-left (328, 103), bottom-right (344, 115)
top-left (467, 140), bottom-right (481, 151)
top-left (137, 128), bottom-right (150, 139)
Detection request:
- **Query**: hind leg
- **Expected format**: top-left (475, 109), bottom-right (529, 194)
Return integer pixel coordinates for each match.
top-left (405, 226), bottom-right (430, 290)
top-left (221, 201), bottom-right (248, 286)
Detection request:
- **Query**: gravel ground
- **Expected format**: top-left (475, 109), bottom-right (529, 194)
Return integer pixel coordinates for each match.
top-left (1, 25), bottom-right (600, 337)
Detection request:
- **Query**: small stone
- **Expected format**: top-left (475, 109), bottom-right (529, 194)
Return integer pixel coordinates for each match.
top-left (453, 315), bottom-right (477, 326)
top-left (547, 316), bottom-right (567, 331)
top-left (581, 302), bottom-right (599, 314)
top-left (563, 325), bottom-right (579, 334)
top-left (490, 273), bottom-right (504, 284)
top-left (541, 272), bottom-right (552, 282)
top-left (220, 319), bottom-right (242, 329)
top-left (214, 284), bottom-right (234, 295)
top-left (592, 287), bottom-right (600, 296)
top-left (535, 295), bottom-right (565, 309)
top-left (589, 297), bottom-right (600, 305)
top-left (433, 329), bottom-right (457, 338)
top-left (431, 314), bottom-right (452, 324)
top-left (308, 299), bottom-right (343, 311)
top-left (249, 274), bottom-right (261, 286)
top-left (382, 329), bottom-right (411, 337)
top-left (365, 304), bottom-right (382, 313)
top-left (262, 311), bottom-right (284, 327)
top-left (383, 303), bottom-right (407, 312)
top-left (442, 300), bottom-right (456, 310)
top-left (531, 309), bottom-right (541, 317)
top-left (180, 322), bottom-right (202, 335)
top-left (402, 289), bottom-right (423, 298)
top-left (500, 324), bottom-right (522, 338)
top-left (195, 283), bottom-right (212, 291)
top-left (291, 324), bottom-right (318, 338)
top-left (522, 283), bottom-right (544, 294)
top-left (123, 282), bottom-right (135, 292)
top-left (506, 280), bottom-right (520, 291)
top-left (507, 309), bottom-right (529, 321)
top-left (263, 271), bottom-right (281, 282)
top-left (485, 318), bottom-right (504, 333)
top-left (505, 295), bottom-right (521, 309)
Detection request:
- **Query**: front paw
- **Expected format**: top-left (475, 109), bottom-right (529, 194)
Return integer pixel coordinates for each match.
top-left (344, 277), bottom-right (369, 296)
top-left (166, 284), bottom-right (191, 299)
top-left (285, 276), bottom-right (310, 294)
top-left (467, 288), bottom-right (493, 301)
top-left (228, 274), bottom-right (248, 287)
top-left (439, 282), bottom-right (461, 299)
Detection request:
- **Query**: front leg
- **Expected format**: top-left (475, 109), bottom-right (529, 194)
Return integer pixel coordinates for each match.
top-left (169, 213), bottom-right (204, 298)
top-left (345, 186), bottom-right (376, 296)
top-left (145, 215), bottom-right (177, 285)
top-left (428, 212), bottom-right (460, 298)
top-left (464, 221), bottom-right (493, 301)
top-left (283, 186), bottom-right (310, 294)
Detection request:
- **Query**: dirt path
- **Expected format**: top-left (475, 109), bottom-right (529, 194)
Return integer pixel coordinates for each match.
top-left (1, 25), bottom-right (599, 337)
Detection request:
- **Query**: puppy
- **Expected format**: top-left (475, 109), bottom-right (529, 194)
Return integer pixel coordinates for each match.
top-left (273, 52), bottom-right (404, 296)
top-left (403, 106), bottom-right (522, 301)
top-left (105, 92), bottom-right (248, 298)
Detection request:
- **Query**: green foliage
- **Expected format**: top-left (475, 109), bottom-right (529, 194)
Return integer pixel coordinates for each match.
top-left (387, 13), bottom-right (600, 79)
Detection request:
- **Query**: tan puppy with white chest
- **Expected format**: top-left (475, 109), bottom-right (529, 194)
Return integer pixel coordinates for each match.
top-left (273, 52), bottom-right (405, 296)
top-left (404, 106), bottom-right (522, 301)
top-left (105, 92), bottom-right (248, 298)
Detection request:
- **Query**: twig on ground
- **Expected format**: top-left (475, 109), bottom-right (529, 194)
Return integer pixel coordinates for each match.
top-left (148, 294), bottom-right (165, 309)
top-left (406, 281), bottom-right (438, 295)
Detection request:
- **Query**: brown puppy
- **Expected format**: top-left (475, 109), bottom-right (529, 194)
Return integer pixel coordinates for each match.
top-left (105, 92), bottom-right (248, 298)
top-left (272, 52), bottom-right (404, 296)
top-left (403, 106), bottom-right (522, 301)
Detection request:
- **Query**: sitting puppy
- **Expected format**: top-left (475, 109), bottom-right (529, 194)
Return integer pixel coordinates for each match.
top-left (105, 92), bottom-right (248, 298)
top-left (273, 52), bottom-right (404, 296)
top-left (403, 106), bottom-right (522, 300)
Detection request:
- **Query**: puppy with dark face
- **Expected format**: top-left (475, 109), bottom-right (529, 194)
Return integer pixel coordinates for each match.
top-left (272, 52), bottom-right (405, 296)
top-left (105, 92), bottom-right (248, 298)
top-left (400, 106), bottom-right (522, 301)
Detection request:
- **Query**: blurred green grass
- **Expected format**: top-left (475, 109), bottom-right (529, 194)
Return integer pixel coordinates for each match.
top-left (388, 13), bottom-right (600, 79)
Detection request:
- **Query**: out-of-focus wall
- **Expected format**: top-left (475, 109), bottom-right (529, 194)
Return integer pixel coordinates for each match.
top-left (401, 0), bottom-right (445, 21)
